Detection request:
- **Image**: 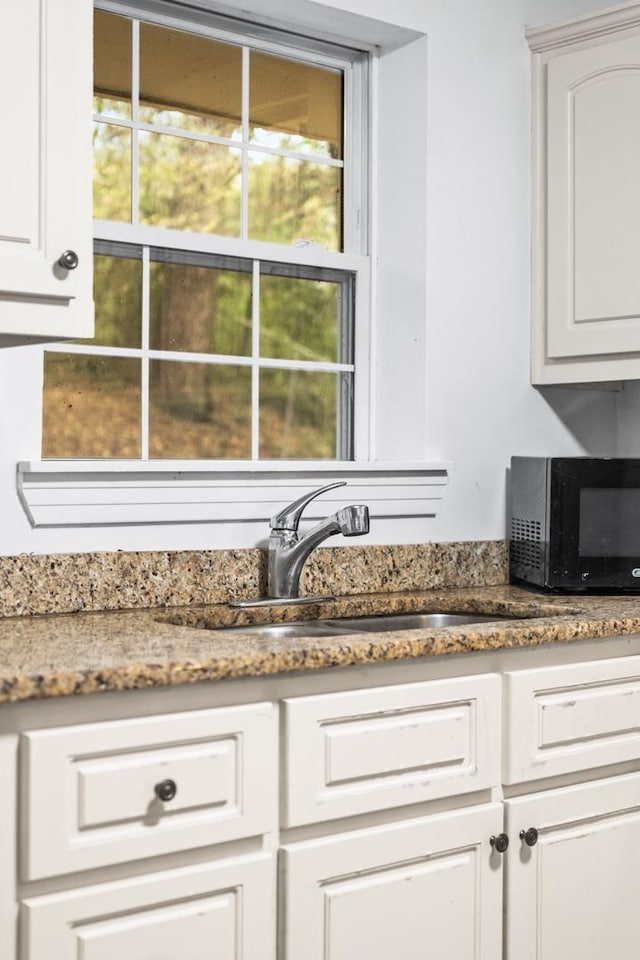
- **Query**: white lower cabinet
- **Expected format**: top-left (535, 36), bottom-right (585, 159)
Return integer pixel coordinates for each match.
top-left (282, 803), bottom-right (504, 960)
top-left (22, 854), bottom-right (275, 960)
top-left (10, 649), bottom-right (640, 958)
top-left (22, 702), bottom-right (277, 880)
top-left (505, 772), bottom-right (640, 960)
top-left (284, 673), bottom-right (501, 826)
top-left (504, 654), bottom-right (640, 784)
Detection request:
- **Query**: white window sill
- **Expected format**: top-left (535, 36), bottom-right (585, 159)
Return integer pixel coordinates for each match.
top-left (17, 461), bottom-right (451, 528)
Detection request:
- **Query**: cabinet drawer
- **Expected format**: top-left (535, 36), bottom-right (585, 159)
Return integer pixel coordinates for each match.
top-left (504, 654), bottom-right (640, 783)
top-left (21, 852), bottom-right (275, 959)
top-left (283, 674), bottom-right (501, 826)
top-left (22, 702), bottom-right (276, 881)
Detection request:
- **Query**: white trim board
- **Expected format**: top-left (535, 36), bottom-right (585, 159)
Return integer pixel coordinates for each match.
top-left (17, 462), bottom-right (451, 528)
top-left (526, 1), bottom-right (640, 51)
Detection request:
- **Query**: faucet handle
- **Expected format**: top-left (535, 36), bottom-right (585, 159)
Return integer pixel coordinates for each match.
top-left (270, 481), bottom-right (347, 532)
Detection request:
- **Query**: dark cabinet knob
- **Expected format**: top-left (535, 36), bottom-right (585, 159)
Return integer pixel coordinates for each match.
top-left (154, 778), bottom-right (177, 802)
top-left (58, 250), bottom-right (79, 270)
top-left (519, 827), bottom-right (539, 847)
top-left (490, 833), bottom-right (509, 854)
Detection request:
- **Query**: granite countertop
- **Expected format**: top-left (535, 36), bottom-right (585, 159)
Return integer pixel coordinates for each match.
top-left (3, 584), bottom-right (640, 704)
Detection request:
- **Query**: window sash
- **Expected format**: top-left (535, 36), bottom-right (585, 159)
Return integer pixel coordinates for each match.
top-left (47, 1), bottom-right (371, 466)
top-left (95, 0), bottom-right (369, 257)
top-left (45, 241), bottom-right (358, 460)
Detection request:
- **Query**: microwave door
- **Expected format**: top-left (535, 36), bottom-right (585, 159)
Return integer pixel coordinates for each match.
top-left (578, 487), bottom-right (640, 585)
top-left (551, 459), bottom-right (640, 590)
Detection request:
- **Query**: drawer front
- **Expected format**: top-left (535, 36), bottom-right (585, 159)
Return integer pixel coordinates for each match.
top-left (504, 654), bottom-right (640, 783)
top-left (283, 674), bottom-right (501, 826)
top-left (22, 853), bottom-right (275, 960)
top-left (23, 702), bottom-right (276, 880)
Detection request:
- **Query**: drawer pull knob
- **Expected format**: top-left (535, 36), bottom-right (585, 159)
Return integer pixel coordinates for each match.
top-left (58, 250), bottom-right (79, 270)
top-left (490, 833), bottom-right (509, 854)
top-left (155, 778), bottom-right (177, 802)
top-left (519, 827), bottom-right (539, 847)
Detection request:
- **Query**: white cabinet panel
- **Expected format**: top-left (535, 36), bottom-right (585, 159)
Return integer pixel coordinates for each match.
top-left (283, 804), bottom-right (503, 960)
top-left (22, 702), bottom-right (277, 880)
top-left (546, 34), bottom-right (640, 360)
top-left (22, 853), bottom-right (275, 960)
top-left (0, 0), bottom-right (93, 337)
top-left (284, 673), bottom-right (501, 826)
top-left (504, 654), bottom-right (640, 783)
top-left (505, 772), bottom-right (640, 960)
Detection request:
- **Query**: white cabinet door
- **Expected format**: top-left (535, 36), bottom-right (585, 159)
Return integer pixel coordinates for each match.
top-left (545, 34), bottom-right (640, 360)
top-left (505, 771), bottom-right (640, 960)
top-left (22, 854), bottom-right (275, 960)
top-left (283, 804), bottom-right (504, 960)
top-left (0, 0), bottom-right (94, 338)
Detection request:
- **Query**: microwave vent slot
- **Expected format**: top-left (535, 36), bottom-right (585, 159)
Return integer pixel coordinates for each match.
top-left (511, 517), bottom-right (542, 572)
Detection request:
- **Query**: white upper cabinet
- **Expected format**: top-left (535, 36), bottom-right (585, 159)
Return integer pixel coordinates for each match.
top-left (547, 36), bottom-right (640, 357)
top-left (529, 6), bottom-right (640, 384)
top-left (0, 0), bottom-right (94, 339)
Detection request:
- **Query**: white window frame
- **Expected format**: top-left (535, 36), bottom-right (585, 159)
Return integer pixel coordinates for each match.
top-left (19, 0), bottom-right (450, 532)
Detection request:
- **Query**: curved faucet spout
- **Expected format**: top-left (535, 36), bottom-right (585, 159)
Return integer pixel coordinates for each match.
top-left (267, 486), bottom-right (370, 600)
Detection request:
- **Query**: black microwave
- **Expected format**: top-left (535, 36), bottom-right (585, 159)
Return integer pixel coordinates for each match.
top-left (510, 456), bottom-right (640, 592)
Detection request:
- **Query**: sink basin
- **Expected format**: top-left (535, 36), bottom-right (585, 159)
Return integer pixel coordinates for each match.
top-left (217, 621), bottom-right (352, 639)
top-left (324, 612), bottom-right (514, 631)
top-left (214, 611), bottom-right (514, 639)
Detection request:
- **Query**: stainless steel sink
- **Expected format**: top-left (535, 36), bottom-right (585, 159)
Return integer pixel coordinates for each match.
top-left (215, 611), bottom-right (513, 639)
top-left (217, 621), bottom-right (352, 639)
top-left (324, 612), bottom-right (513, 632)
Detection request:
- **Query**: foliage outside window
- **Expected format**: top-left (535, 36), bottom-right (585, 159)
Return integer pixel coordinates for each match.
top-left (42, 4), bottom-right (366, 461)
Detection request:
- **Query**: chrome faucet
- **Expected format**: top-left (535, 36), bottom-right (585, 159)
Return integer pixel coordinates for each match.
top-left (268, 481), bottom-right (370, 600)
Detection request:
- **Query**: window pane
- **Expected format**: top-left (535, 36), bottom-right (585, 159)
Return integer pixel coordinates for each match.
top-left (150, 260), bottom-right (251, 355)
top-left (94, 10), bottom-right (131, 120)
top-left (248, 153), bottom-right (341, 250)
top-left (140, 23), bottom-right (242, 138)
top-left (259, 369), bottom-right (340, 459)
top-left (42, 354), bottom-right (141, 458)
top-left (92, 253), bottom-right (142, 348)
top-left (139, 132), bottom-right (241, 235)
top-left (260, 274), bottom-right (340, 362)
top-left (149, 361), bottom-right (251, 458)
top-left (250, 51), bottom-right (342, 159)
top-left (93, 122), bottom-right (131, 222)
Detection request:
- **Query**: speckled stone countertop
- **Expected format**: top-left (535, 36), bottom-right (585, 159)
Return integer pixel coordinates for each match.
top-left (0, 542), bottom-right (508, 617)
top-left (3, 584), bottom-right (640, 704)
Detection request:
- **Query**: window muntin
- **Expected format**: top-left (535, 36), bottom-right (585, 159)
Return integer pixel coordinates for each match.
top-left (43, 4), bottom-right (365, 464)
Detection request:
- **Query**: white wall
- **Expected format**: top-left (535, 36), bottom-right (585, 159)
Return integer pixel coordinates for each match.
top-left (0, 0), bottom-right (626, 556)
top-left (613, 383), bottom-right (640, 456)
top-left (423, 0), bottom-right (624, 544)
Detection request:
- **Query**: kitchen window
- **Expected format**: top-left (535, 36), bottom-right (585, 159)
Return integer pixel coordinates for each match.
top-left (17, 1), bottom-right (444, 536)
top-left (42, 3), bottom-right (369, 463)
